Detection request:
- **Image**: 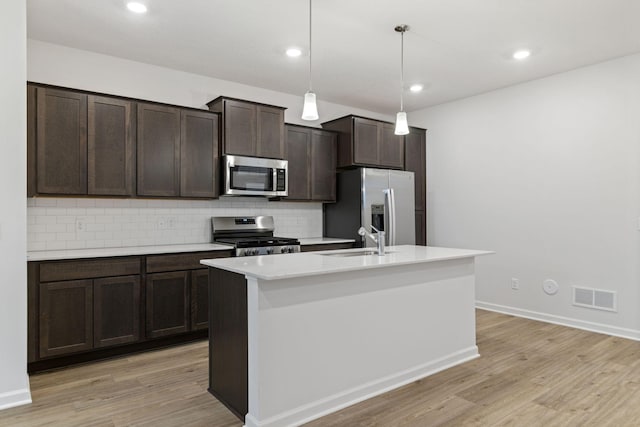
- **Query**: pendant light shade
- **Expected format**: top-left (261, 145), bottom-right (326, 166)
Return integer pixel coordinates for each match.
top-left (301, 0), bottom-right (319, 121)
top-left (394, 111), bottom-right (409, 135)
top-left (394, 25), bottom-right (409, 135)
top-left (302, 91), bottom-right (319, 120)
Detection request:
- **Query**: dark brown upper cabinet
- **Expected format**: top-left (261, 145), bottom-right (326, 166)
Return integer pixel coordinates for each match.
top-left (207, 97), bottom-right (286, 159)
top-left (310, 129), bottom-right (337, 201)
top-left (404, 127), bottom-right (427, 245)
top-left (284, 124), bottom-right (337, 202)
top-left (321, 115), bottom-right (404, 170)
top-left (180, 110), bottom-right (220, 198)
top-left (284, 125), bottom-right (311, 200)
top-left (136, 103), bottom-right (181, 197)
top-left (28, 83), bottom-right (221, 200)
top-left (404, 127), bottom-right (427, 212)
top-left (31, 85), bottom-right (135, 197)
top-left (88, 96), bottom-right (135, 196)
top-left (35, 87), bottom-right (88, 195)
top-left (27, 86), bottom-right (37, 197)
top-left (379, 122), bottom-right (405, 169)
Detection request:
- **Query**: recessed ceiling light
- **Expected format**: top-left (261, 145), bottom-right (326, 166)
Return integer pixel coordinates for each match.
top-left (409, 84), bottom-right (424, 93)
top-left (286, 48), bottom-right (302, 58)
top-left (127, 2), bottom-right (147, 13)
top-left (512, 49), bottom-right (531, 60)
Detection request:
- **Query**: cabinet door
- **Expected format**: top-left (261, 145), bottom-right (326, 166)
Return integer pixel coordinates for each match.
top-left (137, 103), bottom-right (181, 196)
top-left (284, 126), bottom-right (311, 200)
top-left (353, 117), bottom-right (380, 165)
top-left (256, 105), bottom-right (285, 159)
top-left (311, 130), bottom-right (337, 201)
top-left (146, 272), bottom-right (189, 338)
top-left (415, 210), bottom-right (426, 246)
top-left (88, 96), bottom-right (135, 196)
top-left (36, 88), bottom-right (88, 195)
top-left (181, 110), bottom-right (219, 198)
top-left (405, 129), bottom-right (426, 211)
top-left (191, 269), bottom-right (209, 331)
top-left (39, 279), bottom-right (93, 358)
top-left (379, 122), bottom-right (405, 169)
top-left (27, 85), bottom-right (37, 197)
top-left (94, 275), bottom-right (141, 348)
top-left (224, 100), bottom-right (256, 156)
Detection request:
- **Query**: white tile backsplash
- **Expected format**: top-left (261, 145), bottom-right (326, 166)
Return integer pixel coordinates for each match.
top-left (27, 197), bottom-right (323, 251)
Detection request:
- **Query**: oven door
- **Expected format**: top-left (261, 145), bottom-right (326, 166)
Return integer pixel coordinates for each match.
top-left (223, 155), bottom-right (288, 197)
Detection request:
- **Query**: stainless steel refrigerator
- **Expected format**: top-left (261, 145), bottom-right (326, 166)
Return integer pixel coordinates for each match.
top-left (324, 168), bottom-right (415, 247)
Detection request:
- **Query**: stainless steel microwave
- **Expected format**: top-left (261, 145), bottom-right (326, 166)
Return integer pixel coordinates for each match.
top-left (222, 155), bottom-right (288, 197)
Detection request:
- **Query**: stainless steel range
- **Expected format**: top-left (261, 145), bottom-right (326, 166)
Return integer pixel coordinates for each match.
top-left (211, 216), bottom-right (300, 257)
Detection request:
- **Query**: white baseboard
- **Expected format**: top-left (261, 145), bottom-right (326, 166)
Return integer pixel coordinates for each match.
top-left (244, 346), bottom-right (479, 427)
top-left (0, 382), bottom-right (32, 411)
top-left (476, 301), bottom-right (640, 341)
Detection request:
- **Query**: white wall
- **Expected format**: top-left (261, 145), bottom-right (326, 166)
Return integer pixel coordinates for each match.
top-left (27, 40), bottom-right (393, 125)
top-left (26, 40), bottom-right (393, 249)
top-left (0, 0), bottom-right (32, 410)
top-left (411, 53), bottom-right (640, 337)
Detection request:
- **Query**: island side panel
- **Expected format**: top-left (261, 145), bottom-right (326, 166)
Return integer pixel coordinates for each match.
top-left (247, 257), bottom-right (478, 427)
top-left (208, 267), bottom-right (248, 421)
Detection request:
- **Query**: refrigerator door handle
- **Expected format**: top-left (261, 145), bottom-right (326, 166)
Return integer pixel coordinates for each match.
top-left (384, 188), bottom-right (397, 246)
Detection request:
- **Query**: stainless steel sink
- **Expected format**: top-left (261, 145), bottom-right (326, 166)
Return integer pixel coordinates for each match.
top-left (320, 249), bottom-right (395, 257)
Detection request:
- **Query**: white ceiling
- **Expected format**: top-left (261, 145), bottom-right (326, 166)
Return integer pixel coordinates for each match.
top-left (27, 0), bottom-right (640, 114)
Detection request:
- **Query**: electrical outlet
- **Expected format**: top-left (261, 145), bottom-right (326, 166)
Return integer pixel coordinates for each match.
top-left (158, 218), bottom-right (167, 229)
top-left (511, 278), bottom-right (520, 290)
top-left (168, 217), bottom-right (177, 229)
top-left (76, 217), bottom-right (86, 232)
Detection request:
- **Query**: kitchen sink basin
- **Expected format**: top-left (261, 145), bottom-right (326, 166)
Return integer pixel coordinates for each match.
top-left (320, 249), bottom-right (395, 257)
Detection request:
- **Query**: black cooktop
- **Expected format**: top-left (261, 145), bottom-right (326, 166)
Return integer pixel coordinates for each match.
top-left (215, 236), bottom-right (300, 248)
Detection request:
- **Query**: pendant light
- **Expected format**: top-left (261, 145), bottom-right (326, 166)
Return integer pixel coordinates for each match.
top-left (301, 0), bottom-right (319, 120)
top-left (394, 25), bottom-right (409, 135)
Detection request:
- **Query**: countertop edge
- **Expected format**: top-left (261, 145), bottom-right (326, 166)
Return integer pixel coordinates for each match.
top-left (27, 243), bottom-right (235, 261)
top-left (200, 247), bottom-right (494, 281)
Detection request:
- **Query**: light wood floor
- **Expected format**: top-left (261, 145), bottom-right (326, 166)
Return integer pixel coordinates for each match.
top-left (3, 310), bottom-right (640, 426)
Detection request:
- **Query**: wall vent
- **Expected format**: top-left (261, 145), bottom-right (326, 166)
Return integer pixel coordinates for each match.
top-left (572, 286), bottom-right (617, 312)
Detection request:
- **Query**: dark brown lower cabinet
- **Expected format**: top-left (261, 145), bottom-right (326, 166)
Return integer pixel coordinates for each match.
top-left (209, 267), bottom-right (248, 421)
top-left (94, 275), bottom-right (141, 348)
top-left (415, 210), bottom-right (426, 246)
top-left (39, 279), bottom-right (93, 358)
top-left (146, 271), bottom-right (190, 338)
top-left (191, 269), bottom-right (210, 331)
top-left (29, 251), bottom-right (232, 372)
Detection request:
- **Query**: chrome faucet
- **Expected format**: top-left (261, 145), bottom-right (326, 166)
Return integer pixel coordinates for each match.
top-left (358, 225), bottom-right (385, 256)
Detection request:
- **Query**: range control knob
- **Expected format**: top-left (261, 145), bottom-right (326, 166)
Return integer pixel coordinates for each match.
top-left (249, 249), bottom-right (257, 256)
top-left (266, 248), bottom-right (274, 255)
top-left (287, 247), bottom-right (294, 253)
top-left (280, 247), bottom-right (288, 254)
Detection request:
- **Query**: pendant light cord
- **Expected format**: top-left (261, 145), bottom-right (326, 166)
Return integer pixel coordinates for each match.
top-left (308, 0), bottom-right (313, 92)
top-left (400, 29), bottom-right (404, 112)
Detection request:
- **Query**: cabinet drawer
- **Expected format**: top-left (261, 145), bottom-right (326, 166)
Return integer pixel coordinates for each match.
top-left (40, 257), bottom-right (141, 282)
top-left (146, 251), bottom-right (232, 273)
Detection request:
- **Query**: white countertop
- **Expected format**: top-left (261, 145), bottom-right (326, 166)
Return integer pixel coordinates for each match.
top-left (200, 245), bottom-right (493, 280)
top-left (27, 243), bottom-right (234, 261)
top-left (298, 237), bottom-right (356, 245)
top-left (27, 238), bottom-right (353, 262)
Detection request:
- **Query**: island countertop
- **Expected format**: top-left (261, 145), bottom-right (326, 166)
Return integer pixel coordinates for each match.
top-left (200, 245), bottom-right (493, 280)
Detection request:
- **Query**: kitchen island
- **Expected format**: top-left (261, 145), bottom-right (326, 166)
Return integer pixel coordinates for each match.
top-left (201, 245), bottom-right (492, 427)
